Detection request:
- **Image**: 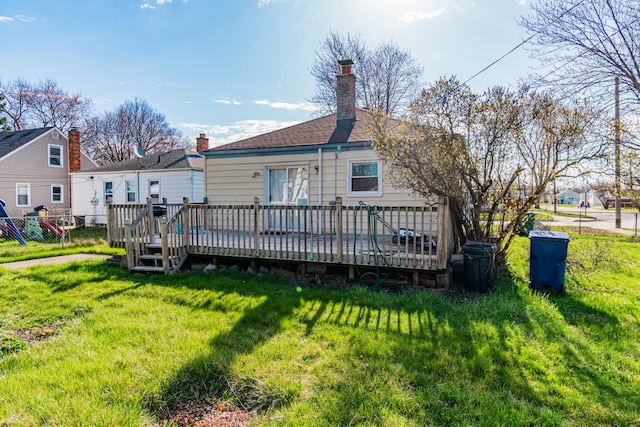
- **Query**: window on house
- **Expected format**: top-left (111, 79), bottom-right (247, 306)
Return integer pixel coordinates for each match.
top-left (125, 181), bottom-right (136, 202)
top-left (16, 183), bottom-right (30, 207)
top-left (104, 181), bottom-right (113, 205)
top-left (48, 144), bottom-right (63, 167)
top-left (149, 180), bottom-right (160, 204)
top-left (348, 160), bottom-right (382, 197)
top-left (51, 185), bottom-right (63, 203)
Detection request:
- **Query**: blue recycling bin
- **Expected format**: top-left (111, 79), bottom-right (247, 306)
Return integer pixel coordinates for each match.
top-left (528, 230), bottom-right (570, 294)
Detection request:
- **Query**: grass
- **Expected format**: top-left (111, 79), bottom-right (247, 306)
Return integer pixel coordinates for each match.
top-left (0, 227), bottom-right (123, 263)
top-left (0, 231), bottom-right (639, 426)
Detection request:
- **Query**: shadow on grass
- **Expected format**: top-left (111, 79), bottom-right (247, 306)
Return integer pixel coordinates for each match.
top-left (13, 259), bottom-right (633, 425)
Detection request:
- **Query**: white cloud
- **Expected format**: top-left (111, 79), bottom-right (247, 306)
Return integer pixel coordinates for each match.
top-left (211, 98), bottom-right (243, 105)
top-left (254, 99), bottom-right (318, 112)
top-left (515, 0), bottom-right (527, 5)
top-left (397, 8), bottom-right (447, 23)
top-left (178, 119), bottom-right (300, 147)
top-left (15, 14), bottom-right (36, 22)
top-left (1, 15), bottom-right (36, 23)
top-left (257, 0), bottom-right (284, 7)
top-left (141, 0), bottom-right (175, 9)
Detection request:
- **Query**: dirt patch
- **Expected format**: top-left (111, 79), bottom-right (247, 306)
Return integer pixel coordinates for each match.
top-left (158, 398), bottom-right (256, 427)
top-left (14, 323), bottom-right (61, 345)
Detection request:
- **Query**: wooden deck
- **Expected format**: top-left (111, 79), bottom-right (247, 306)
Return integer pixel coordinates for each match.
top-left (107, 197), bottom-right (455, 276)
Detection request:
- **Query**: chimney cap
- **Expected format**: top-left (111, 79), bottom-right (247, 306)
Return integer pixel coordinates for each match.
top-left (338, 59), bottom-right (354, 66)
top-left (199, 133), bottom-right (207, 138)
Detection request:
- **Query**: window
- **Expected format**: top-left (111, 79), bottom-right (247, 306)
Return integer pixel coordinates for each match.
top-left (16, 183), bottom-right (30, 207)
top-left (48, 144), bottom-right (63, 167)
top-left (104, 181), bottom-right (113, 205)
top-left (348, 160), bottom-right (382, 197)
top-left (149, 180), bottom-right (160, 204)
top-left (51, 185), bottom-right (63, 203)
top-left (125, 180), bottom-right (136, 202)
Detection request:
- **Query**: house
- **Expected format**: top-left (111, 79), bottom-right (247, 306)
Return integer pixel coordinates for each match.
top-left (201, 60), bottom-right (429, 210)
top-left (106, 60), bottom-right (454, 280)
top-left (555, 189), bottom-right (581, 205)
top-left (0, 127), bottom-right (97, 217)
top-left (71, 147), bottom-right (205, 225)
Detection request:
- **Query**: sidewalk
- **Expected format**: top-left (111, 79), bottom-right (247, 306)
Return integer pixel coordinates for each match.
top-left (0, 254), bottom-right (111, 270)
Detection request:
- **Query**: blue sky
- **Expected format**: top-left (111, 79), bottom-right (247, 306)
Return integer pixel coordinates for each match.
top-left (1, 0), bottom-right (536, 147)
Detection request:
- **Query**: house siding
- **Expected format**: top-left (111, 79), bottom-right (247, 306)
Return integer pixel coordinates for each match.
top-left (0, 131), bottom-right (70, 217)
top-left (72, 169), bottom-right (204, 225)
top-left (205, 147), bottom-right (431, 207)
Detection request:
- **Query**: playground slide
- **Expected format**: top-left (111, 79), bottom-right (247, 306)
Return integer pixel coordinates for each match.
top-left (0, 198), bottom-right (26, 245)
top-left (40, 221), bottom-right (64, 238)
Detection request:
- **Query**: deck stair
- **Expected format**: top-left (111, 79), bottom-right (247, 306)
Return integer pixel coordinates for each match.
top-left (123, 200), bottom-right (189, 275)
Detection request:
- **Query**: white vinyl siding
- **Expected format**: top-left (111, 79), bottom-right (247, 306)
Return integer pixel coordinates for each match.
top-left (16, 183), bottom-right (30, 207)
top-left (51, 185), bottom-right (63, 203)
top-left (48, 144), bottom-right (63, 167)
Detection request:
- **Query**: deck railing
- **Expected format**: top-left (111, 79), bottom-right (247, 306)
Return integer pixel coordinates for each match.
top-left (108, 196), bottom-right (454, 272)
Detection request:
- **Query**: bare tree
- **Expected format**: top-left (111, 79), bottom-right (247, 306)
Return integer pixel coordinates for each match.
top-left (310, 31), bottom-right (423, 116)
top-left (83, 98), bottom-right (188, 165)
top-left (371, 77), bottom-right (606, 262)
top-left (520, 0), bottom-right (640, 106)
top-left (0, 78), bottom-right (93, 131)
top-left (0, 92), bottom-right (9, 132)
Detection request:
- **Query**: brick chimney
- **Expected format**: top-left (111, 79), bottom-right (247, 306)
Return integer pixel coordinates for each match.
top-left (196, 133), bottom-right (209, 152)
top-left (68, 128), bottom-right (81, 173)
top-left (336, 59), bottom-right (356, 126)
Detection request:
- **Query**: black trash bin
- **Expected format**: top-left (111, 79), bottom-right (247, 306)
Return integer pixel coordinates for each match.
top-left (528, 230), bottom-right (570, 294)
top-left (462, 241), bottom-right (496, 292)
top-left (152, 205), bottom-right (167, 217)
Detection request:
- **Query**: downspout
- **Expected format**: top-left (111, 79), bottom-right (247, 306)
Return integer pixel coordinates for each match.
top-left (317, 148), bottom-right (323, 206)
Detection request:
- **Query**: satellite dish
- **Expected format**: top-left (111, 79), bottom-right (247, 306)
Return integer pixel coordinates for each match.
top-left (134, 145), bottom-right (145, 158)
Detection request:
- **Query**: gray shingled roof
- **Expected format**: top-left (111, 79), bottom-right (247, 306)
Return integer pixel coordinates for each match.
top-left (0, 127), bottom-right (54, 159)
top-left (206, 108), bottom-right (389, 153)
top-left (78, 148), bottom-right (203, 173)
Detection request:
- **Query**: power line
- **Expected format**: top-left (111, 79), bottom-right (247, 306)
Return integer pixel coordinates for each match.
top-left (463, 0), bottom-right (587, 85)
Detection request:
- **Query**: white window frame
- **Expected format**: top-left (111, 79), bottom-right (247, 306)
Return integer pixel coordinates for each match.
top-left (16, 183), bottom-right (31, 207)
top-left (125, 180), bottom-right (136, 203)
top-left (149, 179), bottom-right (160, 204)
top-left (347, 159), bottom-right (383, 197)
top-left (48, 144), bottom-right (64, 168)
top-left (51, 185), bottom-right (64, 204)
top-left (104, 181), bottom-right (113, 205)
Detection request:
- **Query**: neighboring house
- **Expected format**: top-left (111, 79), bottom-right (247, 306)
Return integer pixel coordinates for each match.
top-left (71, 148), bottom-right (204, 225)
top-left (556, 190), bottom-right (581, 205)
top-left (0, 127), bottom-right (97, 217)
top-left (201, 61), bottom-right (428, 209)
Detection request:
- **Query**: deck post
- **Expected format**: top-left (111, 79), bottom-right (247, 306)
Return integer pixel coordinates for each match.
top-left (161, 216), bottom-right (169, 275)
top-left (146, 197), bottom-right (154, 236)
top-left (106, 200), bottom-right (112, 246)
top-left (253, 197), bottom-right (260, 256)
top-left (436, 196), bottom-right (449, 269)
top-left (125, 220), bottom-right (133, 271)
top-left (183, 197), bottom-right (190, 250)
top-left (336, 197), bottom-right (343, 263)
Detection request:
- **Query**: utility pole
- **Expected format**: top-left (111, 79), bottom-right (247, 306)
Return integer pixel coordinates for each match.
top-left (615, 76), bottom-right (622, 229)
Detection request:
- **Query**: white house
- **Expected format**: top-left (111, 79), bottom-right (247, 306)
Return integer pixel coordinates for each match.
top-left (71, 148), bottom-right (204, 225)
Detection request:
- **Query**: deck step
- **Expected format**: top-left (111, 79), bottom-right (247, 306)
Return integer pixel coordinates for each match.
top-left (131, 265), bottom-right (165, 273)
top-left (139, 254), bottom-right (163, 260)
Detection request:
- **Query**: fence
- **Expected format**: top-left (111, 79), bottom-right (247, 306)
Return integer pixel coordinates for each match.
top-left (0, 214), bottom-right (108, 247)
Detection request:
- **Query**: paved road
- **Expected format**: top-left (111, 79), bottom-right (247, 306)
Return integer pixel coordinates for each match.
top-left (539, 204), bottom-right (639, 236)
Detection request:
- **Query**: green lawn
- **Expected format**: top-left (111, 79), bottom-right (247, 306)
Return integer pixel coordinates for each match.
top-left (0, 232), bottom-right (638, 426)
